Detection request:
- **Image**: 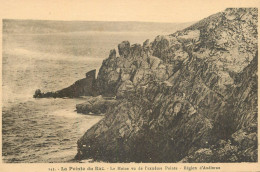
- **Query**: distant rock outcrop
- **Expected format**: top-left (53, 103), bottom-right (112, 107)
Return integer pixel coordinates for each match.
top-left (34, 69), bottom-right (98, 98)
top-left (76, 8), bottom-right (258, 162)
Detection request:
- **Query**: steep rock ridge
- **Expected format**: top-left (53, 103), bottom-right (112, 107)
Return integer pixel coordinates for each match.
top-left (76, 8), bottom-right (257, 162)
top-left (96, 40), bottom-right (169, 97)
top-left (96, 8), bottom-right (257, 98)
top-left (181, 53), bottom-right (258, 162)
top-left (34, 69), bottom-right (98, 98)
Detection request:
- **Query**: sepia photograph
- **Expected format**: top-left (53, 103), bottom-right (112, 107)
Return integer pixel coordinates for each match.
top-left (1, 0), bottom-right (259, 171)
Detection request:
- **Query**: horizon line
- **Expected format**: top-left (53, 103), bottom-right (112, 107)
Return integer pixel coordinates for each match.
top-left (3, 18), bottom-right (197, 24)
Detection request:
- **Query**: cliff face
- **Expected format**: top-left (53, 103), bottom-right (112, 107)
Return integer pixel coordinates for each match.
top-left (76, 8), bottom-right (258, 162)
top-left (96, 40), bottom-right (169, 97)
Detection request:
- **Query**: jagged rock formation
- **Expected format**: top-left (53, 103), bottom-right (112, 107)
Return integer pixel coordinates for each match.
top-left (34, 69), bottom-right (98, 98)
top-left (76, 8), bottom-right (258, 162)
top-left (96, 40), bottom-right (169, 97)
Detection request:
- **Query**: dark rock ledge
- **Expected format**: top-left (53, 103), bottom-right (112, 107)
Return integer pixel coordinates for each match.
top-left (34, 69), bottom-right (98, 98)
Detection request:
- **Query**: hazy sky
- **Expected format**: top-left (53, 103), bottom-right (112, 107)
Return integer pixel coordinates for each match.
top-left (0, 0), bottom-right (259, 23)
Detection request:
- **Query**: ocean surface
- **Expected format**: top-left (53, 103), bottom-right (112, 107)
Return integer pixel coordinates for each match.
top-left (2, 31), bottom-right (165, 163)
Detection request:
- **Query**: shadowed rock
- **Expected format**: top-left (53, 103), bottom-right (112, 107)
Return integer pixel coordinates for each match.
top-left (130, 44), bottom-right (142, 57)
top-left (143, 39), bottom-right (150, 48)
top-left (118, 41), bottom-right (130, 58)
top-left (34, 69), bottom-right (98, 98)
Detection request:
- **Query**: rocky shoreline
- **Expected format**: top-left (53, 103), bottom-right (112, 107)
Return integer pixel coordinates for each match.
top-left (34, 69), bottom-right (98, 98)
top-left (35, 8), bottom-right (258, 162)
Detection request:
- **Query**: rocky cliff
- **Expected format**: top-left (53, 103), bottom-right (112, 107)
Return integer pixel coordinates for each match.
top-left (76, 8), bottom-right (258, 162)
top-left (34, 69), bottom-right (98, 98)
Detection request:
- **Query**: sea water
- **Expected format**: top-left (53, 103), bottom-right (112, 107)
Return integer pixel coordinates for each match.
top-left (2, 31), bottom-right (159, 162)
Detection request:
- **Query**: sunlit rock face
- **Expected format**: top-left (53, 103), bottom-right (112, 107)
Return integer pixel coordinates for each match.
top-left (76, 8), bottom-right (258, 162)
